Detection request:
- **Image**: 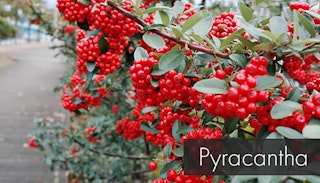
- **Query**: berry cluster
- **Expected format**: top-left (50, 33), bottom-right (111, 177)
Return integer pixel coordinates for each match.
top-left (152, 170), bottom-right (214, 183)
top-left (86, 126), bottom-right (98, 143)
top-left (56, 0), bottom-right (90, 23)
top-left (209, 12), bottom-right (239, 38)
top-left (202, 56), bottom-right (270, 120)
top-left (61, 72), bottom-right (108, 112)
top-left (283, 55), bottom-right (320, 87)
top-left (289, 2), bottom-right (310, 12)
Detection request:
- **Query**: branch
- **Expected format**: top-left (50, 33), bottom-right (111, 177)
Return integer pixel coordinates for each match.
top-left (74, 139), bottom-right (151, 160)
top-left (106, 0), bottom-right (229, 59)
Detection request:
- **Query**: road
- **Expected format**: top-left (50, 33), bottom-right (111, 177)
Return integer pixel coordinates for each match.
top-left (0, 43), bottom-right (67, 183)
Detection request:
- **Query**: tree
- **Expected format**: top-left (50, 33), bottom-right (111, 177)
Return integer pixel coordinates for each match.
top-left (29, 0), bottom-right (320, 182)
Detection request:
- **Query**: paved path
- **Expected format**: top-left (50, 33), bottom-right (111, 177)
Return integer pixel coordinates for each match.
top-left (0, 43), bottom-right (67, 183)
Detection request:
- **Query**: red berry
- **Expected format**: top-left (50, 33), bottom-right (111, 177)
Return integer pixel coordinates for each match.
top-left (28, 138), bottom-right (38, 148)
top-left (167, 169), bottom-right (177, 181)
top-left (148, 161), bottom-right (158, 171)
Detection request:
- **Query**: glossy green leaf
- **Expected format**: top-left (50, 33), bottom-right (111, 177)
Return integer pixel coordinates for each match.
top-left (163, 143), bottom-right (172, 158)
top-left (134, 47), bottom-right (148, 61)
top-left (266, 132), bottom-right (284, 139)
top-left (286, 87), bottom-right (301, 102)
top-left (182, 10), bottom-right (206, 33)
top-left (224, 118), bottom-right (239, 134)
top-left (253, 43), bottom-right (275, 51)
top-left (159, 50), bottom-right (185, 72)
top-left (98, 36), bottom-right (108, 53)
top-left (140, 122), bottom-right (159, 134)
top-left (238, 2), bottom-right (253, 22)
top-left (172, 120), bottom-right (181, 142)
top-left (143, 6), bottom-right (172, 14)
top-left (142, 33), bottom-right (165, 49)
top-left (142, 106), bottom-right (158, 113)
top-left (256, 126), bottom-right (269, 139)
top-left (220, 28), bottom-right (244, 49)
top-left (194, 78), bottom-right (227, 94)
top-left (255, 0), bottom-right (266, 6)
top-left (159, 11), bottom-right (170, 26)
top-left (151, 68), bottom-right (168, 76)
top-left (276, 126), bottom-right (304, 139)
top-left (269, 16), bottom-right (288, 37)
top-left (173, 1), bottom-right (184, 15)
top-left (254, 76), bottom-right (282, 91)
top-left (193, 13), bottom-right (213, 36)
top-left (86, 61), bottom-right (96, 72)
top-left (302, 125), bottom-right (320, 139)
top-left (229, 54), bottom-right (247, 68)
top-left (78, 0), bottom-right (90, 6)
top-left (73, 98), bottom-right (83, 105)
top-left (297, 13), bottom-right (316, 37)
top-left (271, 101), bottom-right (302, 119)
top-left (172, 27), bottom-right (183, 39)
top-left (172, 146), bottom-right (183, 157)
top-left (236, 17), bottom-right (265, 40)
top-left (293, 11), bottom-right (300, 41)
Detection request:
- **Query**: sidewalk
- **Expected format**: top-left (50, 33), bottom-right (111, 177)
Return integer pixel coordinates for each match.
top-left (0, 42), bottom-right (67, 182)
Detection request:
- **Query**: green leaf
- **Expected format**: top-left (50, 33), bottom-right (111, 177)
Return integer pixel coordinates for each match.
top-left (269, 16), bottom-right (288, 37)
top-left (159, 50), bottom-right (185, 72)
top-left (140, 122), bottom-right (159, 134)
top-left (297, 13), bottom-right (316, 37)
top-left (302, 125), bottom-right (320, 139)
top-left (194, 78), bottom-right (227, 94)
top-left (238, 2), bottom-right (253, 22)
top-left (224, 118), bottom-right (239, 134)
top-left (257, 176), bottom-right (283, 183)
top-left (98, 36), bottom-right (108, 54)
top-left (142, 33), bottom-right (165, 49)
top-left (253, 43), bottom-right (275, 51)
top-left (193, 13), bottom-right (213, 36)
top-left (266, 132), bottom-right (284, 139)
top-left (254, 76), bottom-right (282, 91)
top-left (163, 143), bottom-right (172, 158)
top-left (306, 10), bottom-right (320, 20)
top-left (182, 10), bottom-right (206, 33)
top-left (262, 31), bottom-right (277, 42)
top-left (236, 17), bottom-right (265, 40)
top-left (142, 106), bottom-right (158, 113)
top-left (172, 120), bottom-right (181, 142)
top-left (276, 126), bottom-right (304, 139)
top-left (286, 87), bottom-right (301, 102)
top-left (229, 54), bottom-right (248, 68)
top-left (151, 68), bottom-right (168, 76)
top-left (177, 125), bottom-right (193, 134)
top-left (160, 161), bottom-right (182, 178)
top-left (172, 146), bottom-right (183, 157)
top-left (151, 78), bottom-right (159, 87)
top-left (231, 175), bottom-right (257, 183)
top-left (309, 117), bottom-right (320, 125)
top-left (293, 11), bottom-right (300, 42)
top-left (220, 28), bottom-right (244, 49)
top-left (172, 27), bottom-right (183, 39)
top-left (143, 6), bottom-right (172, 14)
top-left (73, 98), bottom-right (83, 105)
top-left (173, 1), bottom-right (184, 15)
top-left (238, 36), bottom-right (256, 50)
top-left (148, 24), bottom-right (166, 30)
top-left (270, 101), bottom-right (302, 119)
top-left (159, 11), bottom-right (170, 26)
top-left (256, 126), bottom-right (269, 139)
top-left (86, 61), bottom-right (96, 72)
top-left (78, 0), bottom-right (90, 6)
top-left (134, 47), bottom-right (148, 61)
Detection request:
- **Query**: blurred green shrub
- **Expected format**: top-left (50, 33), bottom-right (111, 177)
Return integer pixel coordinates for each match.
top-left (0, 17), bottom-right (16, 39)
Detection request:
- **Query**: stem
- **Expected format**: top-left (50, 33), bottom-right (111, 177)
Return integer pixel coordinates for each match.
top-left (74, 139), bottom-right (151, 160)
top-left (106, 0), bottom-right (229, 59)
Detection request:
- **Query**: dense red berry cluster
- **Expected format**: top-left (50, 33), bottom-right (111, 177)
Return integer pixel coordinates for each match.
top-left (209, 12), bottom-right (239, 38)
top-left (202, 56), bottom-right (270, 120)
top-left (61, 72), bottom-right (108, 112)
top-left (152, 170), bottom-right (214, 183)
top-left (56, 0), bottom-right (90, 22)
top-left (289, 2), bottom-right (310, 12)
top-left (283, 55), bottom-right (320, 86)
top-left (115, 117), bottom-right (144, 140)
